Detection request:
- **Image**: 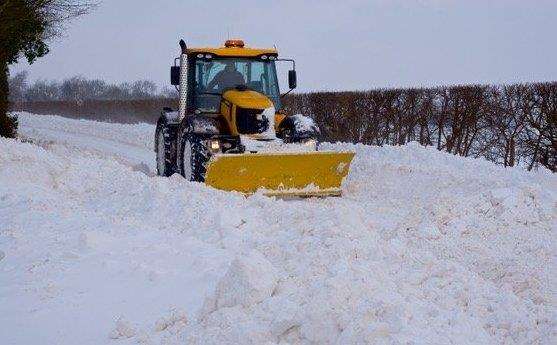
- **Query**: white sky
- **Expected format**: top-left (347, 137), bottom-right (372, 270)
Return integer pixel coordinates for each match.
top-left (10, 0), bottom-right (557, 92)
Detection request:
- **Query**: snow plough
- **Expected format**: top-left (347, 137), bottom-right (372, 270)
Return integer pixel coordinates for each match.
top-left (155, 39), bottom-right (354, 196)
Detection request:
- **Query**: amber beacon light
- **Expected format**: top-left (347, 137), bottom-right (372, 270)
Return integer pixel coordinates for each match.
top-left (224, 39), bottom-right (245, 48)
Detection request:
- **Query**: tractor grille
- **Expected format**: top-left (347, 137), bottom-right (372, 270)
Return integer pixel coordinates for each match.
top-left (236, 107), bottom-right (269, 134)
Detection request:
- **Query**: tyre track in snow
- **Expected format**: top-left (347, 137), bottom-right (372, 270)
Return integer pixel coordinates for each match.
top-left (18, 115), bottom-right (156, 175)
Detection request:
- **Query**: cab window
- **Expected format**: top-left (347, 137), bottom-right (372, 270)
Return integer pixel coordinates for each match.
top-left (194, 58), bottom-right (281, 112)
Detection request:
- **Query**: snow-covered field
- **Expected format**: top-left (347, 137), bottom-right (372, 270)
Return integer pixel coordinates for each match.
top-left (1, 112), bottom-right (555, 344)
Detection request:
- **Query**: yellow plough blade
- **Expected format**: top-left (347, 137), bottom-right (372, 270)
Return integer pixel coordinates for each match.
top-left (204, 151), bottom-right (355, 197)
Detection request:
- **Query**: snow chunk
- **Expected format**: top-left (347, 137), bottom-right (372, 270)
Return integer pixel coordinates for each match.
top-left (154, 308), bottom-right (188, 332)
top-left (261, 106), bottom-right (276, 139)
top-left (291, 114), bottom-right (318, 133)
top-left (78, 231), bottom-right (114, 250)
top-left (109, 316), bottom-right (136, 339)
top-left (417, 218), bottom-right (441, 239)
top-left (131, 162), bottom-right (152, 176)
top-left (186, 306), bottom-right (272, 345)
top-left (205, 250), bottom-right (278, 314)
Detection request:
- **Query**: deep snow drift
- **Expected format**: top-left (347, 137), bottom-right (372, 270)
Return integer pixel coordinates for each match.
top-left (0, 113), bottom-right (555, 344)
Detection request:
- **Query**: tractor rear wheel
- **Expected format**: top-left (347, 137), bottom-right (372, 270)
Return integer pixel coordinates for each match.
top-left (155, 124), bottom-right (175, 177)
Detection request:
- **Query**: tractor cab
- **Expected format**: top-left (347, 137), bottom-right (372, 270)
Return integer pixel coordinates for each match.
top-left (171, 39), bottom-right (296, 116)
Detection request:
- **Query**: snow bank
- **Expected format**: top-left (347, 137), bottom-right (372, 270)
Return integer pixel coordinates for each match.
top-left (0, 113), bottom-right (555, 344)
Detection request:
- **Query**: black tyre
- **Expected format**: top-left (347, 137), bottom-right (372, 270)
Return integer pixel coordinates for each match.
top-left (155, 123), bottom-right (176, 177)
top-left (180, 134), bottom-right (209, 182)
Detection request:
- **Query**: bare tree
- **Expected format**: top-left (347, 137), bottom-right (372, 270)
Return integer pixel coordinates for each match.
top-left (8, 71), bottom-right (28, 102)
top-left (284, 82), bottom-right (556, 172)
top-left (25, 79), bottom-right (61, 101)
top-left (130, 80), bottom-right (158, 99)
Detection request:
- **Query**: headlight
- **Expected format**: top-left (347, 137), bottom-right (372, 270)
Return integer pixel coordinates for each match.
top-left (207, 139), bottom-right (221, 153)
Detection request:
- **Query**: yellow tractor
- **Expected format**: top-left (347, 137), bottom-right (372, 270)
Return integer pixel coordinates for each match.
top-left (155, 39), bottom-right (354, 197)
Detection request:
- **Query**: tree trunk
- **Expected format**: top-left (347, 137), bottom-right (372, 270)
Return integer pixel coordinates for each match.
top-left (0, 58), bottom-right (16, 138)
top-left (508, 137), bottom-right (516, 167)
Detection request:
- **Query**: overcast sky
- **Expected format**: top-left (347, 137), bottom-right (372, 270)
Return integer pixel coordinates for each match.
top-left (9, 0), bottom-right (557, 92)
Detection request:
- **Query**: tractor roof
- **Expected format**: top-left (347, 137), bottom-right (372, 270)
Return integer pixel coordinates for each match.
top-left (187, 39), bottom-right (277, 57)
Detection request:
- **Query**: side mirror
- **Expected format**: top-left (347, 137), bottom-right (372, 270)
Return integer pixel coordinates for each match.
top-left (288, 70), bottom-right (297, 89)
top-left (170, 66), bottom-right (180, 86)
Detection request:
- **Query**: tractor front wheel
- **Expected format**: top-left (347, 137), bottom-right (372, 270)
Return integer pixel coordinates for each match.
top-left (180, 134), bottom-right (209, 182)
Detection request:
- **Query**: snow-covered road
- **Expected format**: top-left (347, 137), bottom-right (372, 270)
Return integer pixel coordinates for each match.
top-left (1, 113), bottom-right (555, 344)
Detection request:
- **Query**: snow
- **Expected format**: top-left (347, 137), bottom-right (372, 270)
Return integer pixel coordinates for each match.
top-left (262, 106), bottom-right (276, 139)
top-left (1, 112), bottom-right (555, 344)
top-left (238, 136), bottom-right (318, 153)
top-left (190, 116), bottom-right (220, 135)
top-left (291, 114), bottom-right (318, 133)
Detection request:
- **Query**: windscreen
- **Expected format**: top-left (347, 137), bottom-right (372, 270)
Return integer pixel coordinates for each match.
top-left (194, 58), bottom-right (281, 112)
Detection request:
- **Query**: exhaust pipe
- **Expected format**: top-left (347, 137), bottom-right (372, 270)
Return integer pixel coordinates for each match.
top-left (178, 39), bottom-right (188, 121)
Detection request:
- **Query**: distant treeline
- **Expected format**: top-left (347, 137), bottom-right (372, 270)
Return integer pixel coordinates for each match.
top-left (8, 71), bottom-right (178, 102)
top-left (12, 98), bottom-right (178, 124)
top-left (10, 74), bottom-right (556, 172)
